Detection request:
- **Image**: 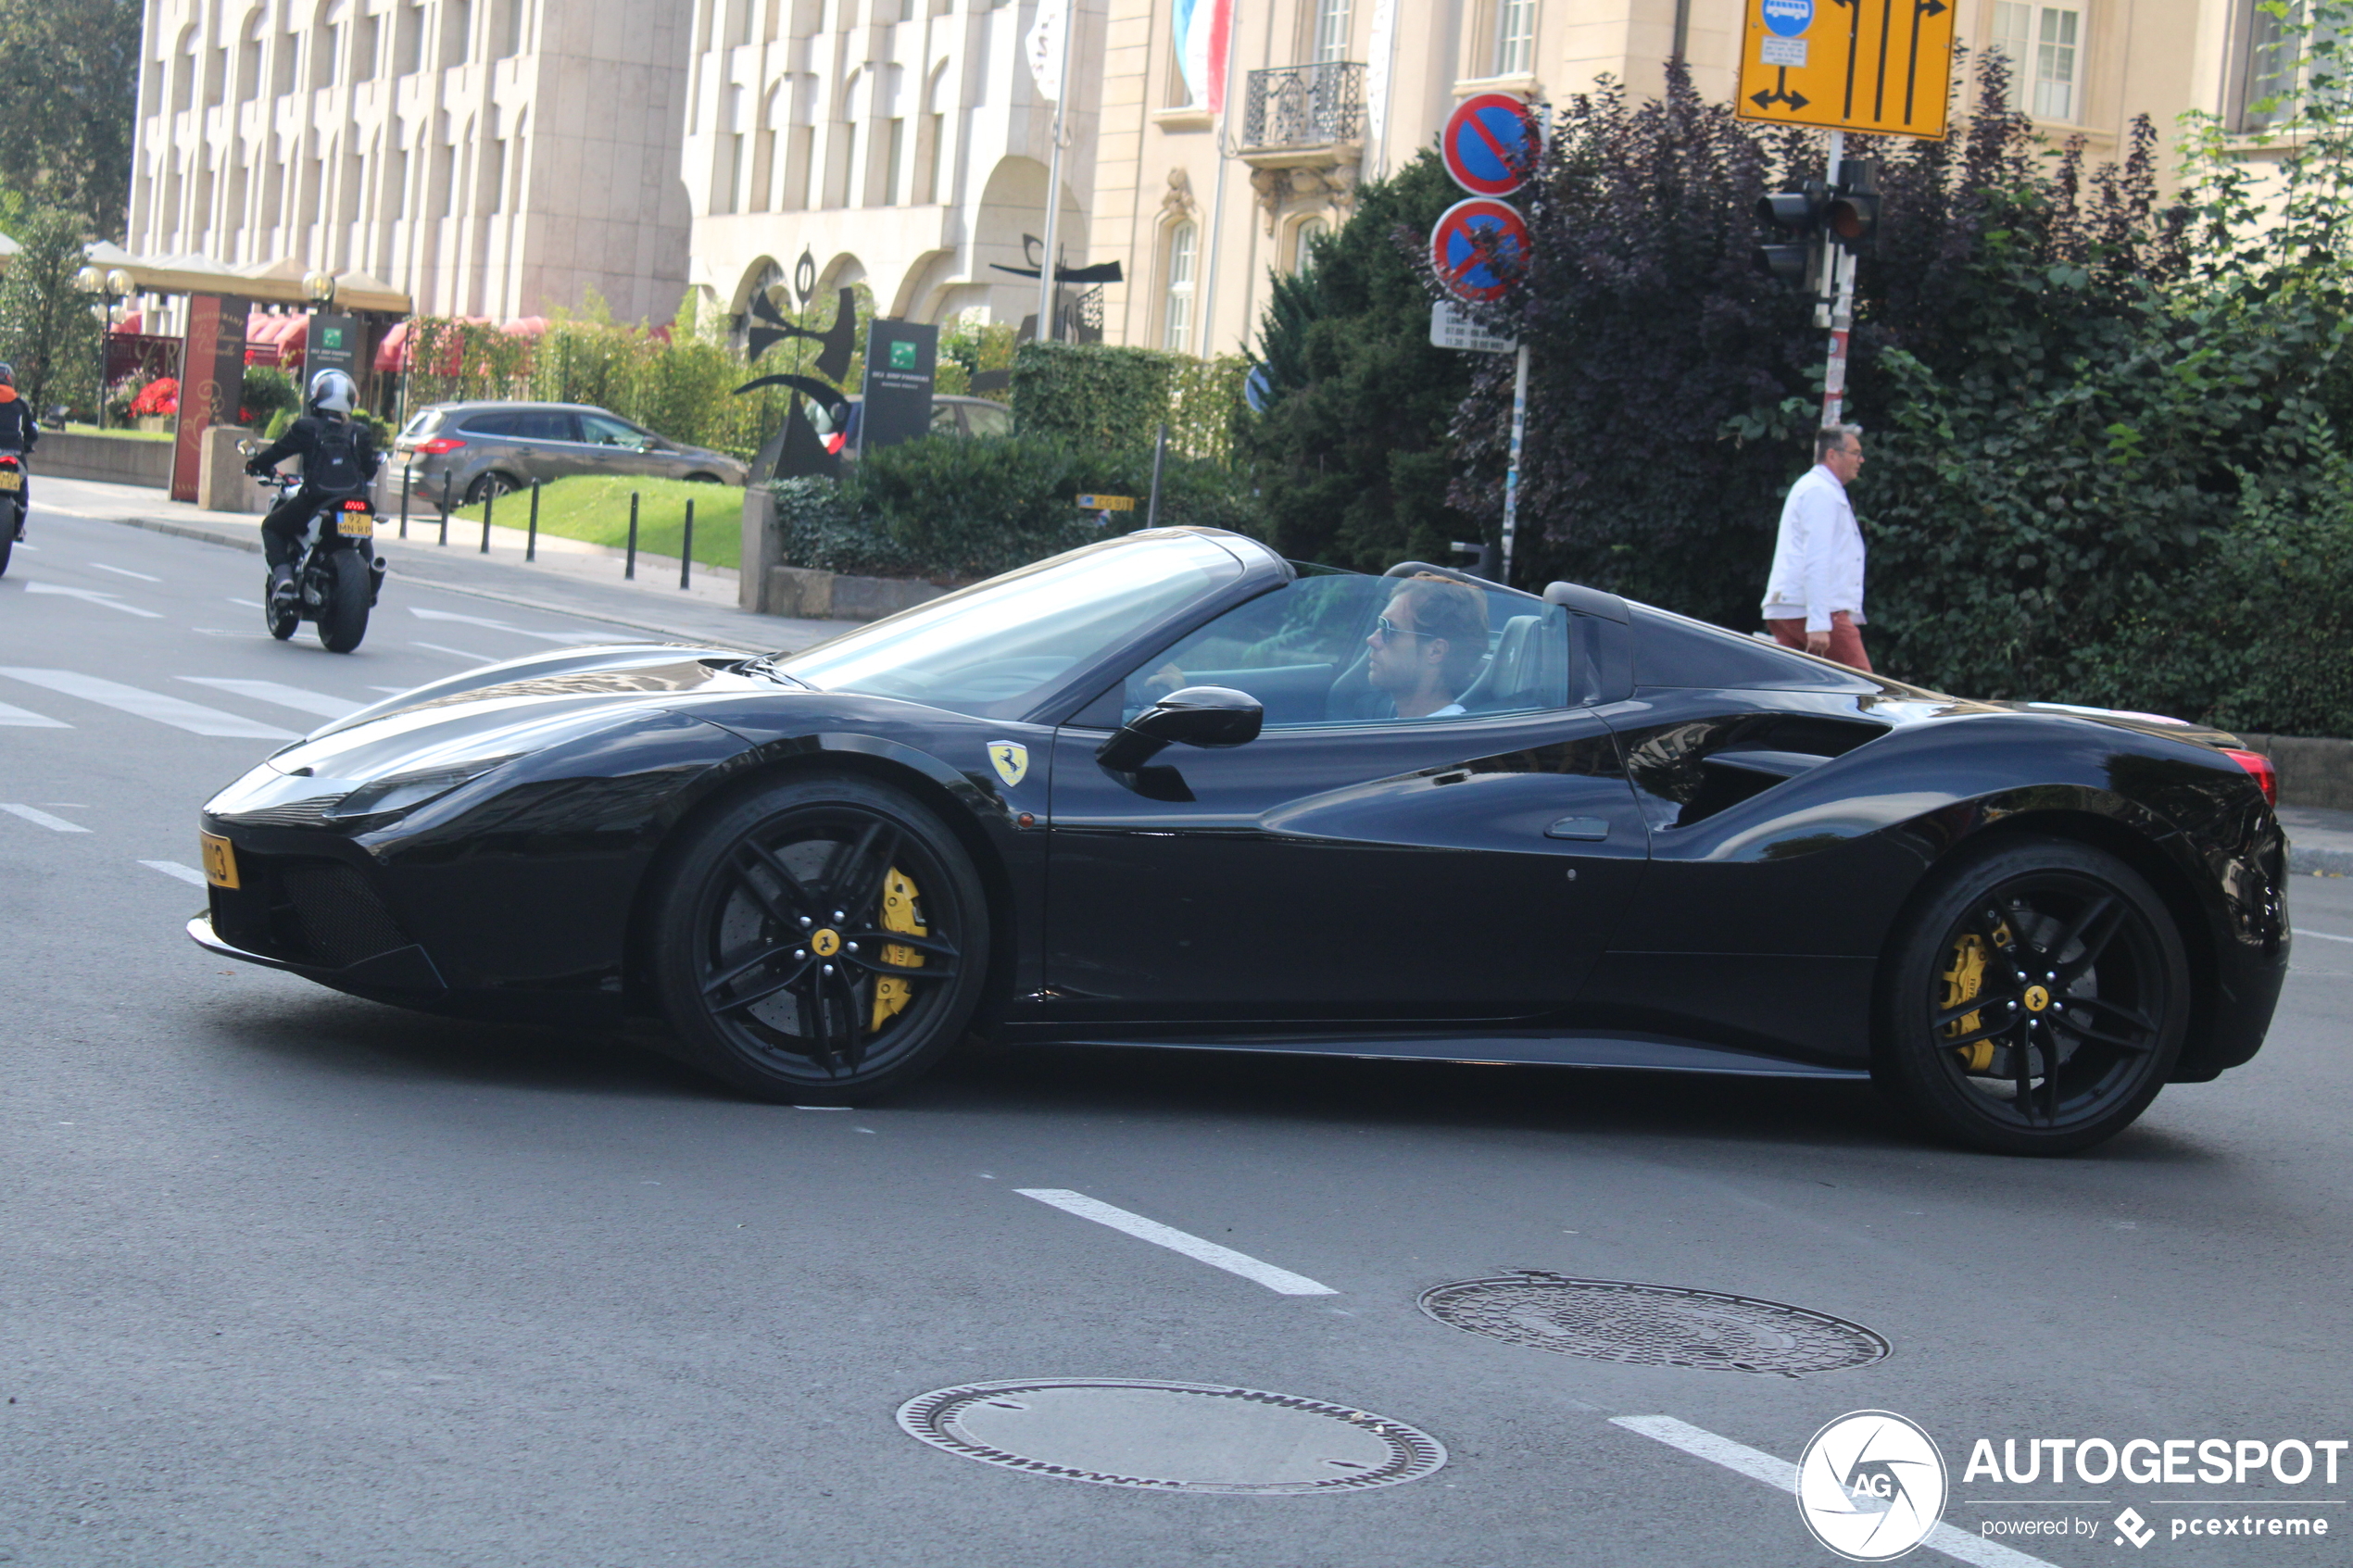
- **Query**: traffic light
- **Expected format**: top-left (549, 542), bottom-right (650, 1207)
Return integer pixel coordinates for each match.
top-left (1753, 180), bottom-right (1829, 290)
top-left (1826, 159), bottom-right (1881, 253)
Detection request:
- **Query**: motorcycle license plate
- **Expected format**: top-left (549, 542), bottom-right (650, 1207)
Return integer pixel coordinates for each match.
top-left (0, 472), bottom-right (21, 492)
top-left (336, 512), bottom-right (375, 537)
top-left (199, 833), bottom-right (240, 890)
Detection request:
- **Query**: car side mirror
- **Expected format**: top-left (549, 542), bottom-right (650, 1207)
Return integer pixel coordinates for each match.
top-left (1097, 685), bottom-right (1264, 773)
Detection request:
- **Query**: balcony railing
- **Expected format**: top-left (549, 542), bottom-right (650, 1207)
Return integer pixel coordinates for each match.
top-left (1240, 61), bottom-right (1365, 151)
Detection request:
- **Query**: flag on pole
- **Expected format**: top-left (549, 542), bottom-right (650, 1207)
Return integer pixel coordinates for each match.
top-left (1026, 0), bottom-right (1071, 103)
top-left (1173, 0), bottom-right (1234, 115)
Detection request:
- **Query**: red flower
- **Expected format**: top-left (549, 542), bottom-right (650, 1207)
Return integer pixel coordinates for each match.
top-left (129, 377), bottom-right (180, 417)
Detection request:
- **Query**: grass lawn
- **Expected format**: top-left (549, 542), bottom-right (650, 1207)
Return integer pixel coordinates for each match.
top-left (437, 475), bottom-right (746, 571)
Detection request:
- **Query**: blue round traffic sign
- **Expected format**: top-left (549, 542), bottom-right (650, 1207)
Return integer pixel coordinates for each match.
top-left (1762, 0), bottom-right (1813, 35)
top-left (1428, 198), bottom-right (1529, 303)
top-left (1441, 93), bottom-right (1542, 198)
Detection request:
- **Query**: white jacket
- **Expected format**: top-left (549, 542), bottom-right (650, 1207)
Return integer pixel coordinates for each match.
top-left (1760, 464), bottom-right (1865, 633)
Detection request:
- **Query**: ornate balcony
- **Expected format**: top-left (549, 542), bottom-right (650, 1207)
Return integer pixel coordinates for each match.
top-left (1239, 62), bottom-right (1365, 157)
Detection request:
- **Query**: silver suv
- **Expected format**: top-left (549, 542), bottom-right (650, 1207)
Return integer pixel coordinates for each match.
top-left (392, 402), bottom-right (749, 506)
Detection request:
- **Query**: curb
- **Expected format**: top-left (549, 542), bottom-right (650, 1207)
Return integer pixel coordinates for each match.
top-left (94, 510), bottom-right (762, 647)
top-left (2288, 844), bottom-right (2353, 877)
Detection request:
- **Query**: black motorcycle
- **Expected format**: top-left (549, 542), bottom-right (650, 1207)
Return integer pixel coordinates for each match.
top-left (252, 469), bottom-right (386, 653)
top-left (0, 448), bottom-right (26, 578)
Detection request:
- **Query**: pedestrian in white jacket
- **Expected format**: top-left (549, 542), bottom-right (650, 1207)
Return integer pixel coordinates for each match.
top-left (1761, 425), bottom-right (1872, 671)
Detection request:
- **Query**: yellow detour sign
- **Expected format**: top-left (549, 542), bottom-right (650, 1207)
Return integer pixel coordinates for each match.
top-left (1735, 0), bottom-right (1956, 140)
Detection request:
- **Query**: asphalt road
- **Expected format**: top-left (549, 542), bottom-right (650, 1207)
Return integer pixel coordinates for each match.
top-left (2, 508), bottom-right (2347, 1568)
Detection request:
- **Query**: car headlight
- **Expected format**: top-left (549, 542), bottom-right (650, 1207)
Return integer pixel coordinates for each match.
top-left (321, 756), bottom-right (518, 824)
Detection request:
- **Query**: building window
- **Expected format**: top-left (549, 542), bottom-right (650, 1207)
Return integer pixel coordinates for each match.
top-left (881, 118), bottom-right (905, 205)
top-left (446, 0), bottom-right (474, 66)
top-left (2238, 0), bottom-right (2347, 131)
top-left (785, 124), bottom-right (813, 208)
top-left (507, 0), bottom-right (529, 56)
top-left (357, 10), bottom-right (382, 77)
top-left (1991, 2), bottom-right (2082, 121)
top-left (1313, 0), bottom-right (1352, 61)
top-left (1162, 220), bottom-right (1198, 351)
top-left (1293, 215), bottom-right (1328, 272)
top-left (239, 15), bottom-right (264, 99)
top-left (1492, 0), bottom-right (1535, 75)
top-left (397, 1), bottom-right (425, 74)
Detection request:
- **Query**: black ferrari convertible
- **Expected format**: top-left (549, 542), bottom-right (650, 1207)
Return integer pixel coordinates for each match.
top-left (192, 529), bottom-right (2288, 1154)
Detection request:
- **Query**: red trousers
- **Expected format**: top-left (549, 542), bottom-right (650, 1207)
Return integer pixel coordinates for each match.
top-left (1767, 611), bottom-right (1872, 673)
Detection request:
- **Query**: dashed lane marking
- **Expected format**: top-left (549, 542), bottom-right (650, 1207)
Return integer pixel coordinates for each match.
top-left (1, 804), bottom-right (90, 833)
top-left (1014, 1188), bottom-right (1340, 1297)
top-left (409, 606), bottom-right (616, 645)
top-left (1610, 1415), bottom-right (2059, 1568)
top-left (412, 641), bottom-right (504, 663)
top-left (86, 562), bottom-right (162, 583)
top-left (2294, 927), bottom-right (2353, 945)
top-left (0, 669), bottom-right (299, 740)
top-left (178, 677), bottom-right (362, 720)
top-left (141, 860), bottom-right (209, 886)
top-left (0, 700), bottom-right (69, 727)
top-left (24, 583), bottom-right (162, 618)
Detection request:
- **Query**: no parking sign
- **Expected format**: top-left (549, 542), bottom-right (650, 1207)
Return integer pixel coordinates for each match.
top-left (1428, 198), bottom-right (1529, 304)
top-left (1441, 94), bottom-right (1543, 198)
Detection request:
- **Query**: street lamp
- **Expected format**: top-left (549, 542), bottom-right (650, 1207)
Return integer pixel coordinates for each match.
top-left (303, 270), bottom-right (337, 306)
top-left (74, 266), bottom-right (134, 431)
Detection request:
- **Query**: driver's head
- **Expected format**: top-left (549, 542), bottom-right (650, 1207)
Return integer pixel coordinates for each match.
top-left (307, 369), bottom-right (357, 418)
top-left (1366, 573), bottom-right (1489, 716)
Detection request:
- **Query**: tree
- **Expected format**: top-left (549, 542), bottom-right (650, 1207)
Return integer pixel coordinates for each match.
top-left (0, 207), bottom-right (100, 417)
top-left (0, 0), bottom-right (141, 239)
top-left (1238, 151), bottom-right (1476, 571)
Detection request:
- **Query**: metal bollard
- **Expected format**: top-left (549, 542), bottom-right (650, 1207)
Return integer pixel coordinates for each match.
top-left (437, 472), bottom-right (451, 546)
top-left (526, 481), bottom-right (539, 562)
top-left (398, 462), bottom-right (412, 539)
top-left (481, 485), bottom-right (495, 553)
top-left (680, 498), bottom-right (694, 589)
top-left (624, 492), bottom-right (638, 580)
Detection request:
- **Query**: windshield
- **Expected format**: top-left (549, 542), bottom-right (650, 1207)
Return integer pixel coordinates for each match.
top-left (776, 533), bottom-right (1246, 717)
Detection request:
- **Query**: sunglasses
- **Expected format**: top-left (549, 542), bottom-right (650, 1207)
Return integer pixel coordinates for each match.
top-left (1373, 615), bottom-right (1439, 644)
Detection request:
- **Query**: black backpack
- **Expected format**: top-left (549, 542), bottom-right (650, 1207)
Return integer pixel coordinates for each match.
top-left (306, 417), bottom-right (364, 494)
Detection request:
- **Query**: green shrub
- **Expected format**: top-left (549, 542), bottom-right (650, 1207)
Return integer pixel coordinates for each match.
top-left (1011, 341), bottom-right (1176, 455)
top-left (770, 476), bottom-right (923, 578)
top-left (241, 365), bottom-right (298, 428)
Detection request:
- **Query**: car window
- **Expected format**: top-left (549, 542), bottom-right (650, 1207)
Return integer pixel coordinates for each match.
top-left (400, 409), bottom-right (445, 439)
top-left (512, 409), bottom-right (576, 442)
top-left (459, 410), bottom-right (517, 437)
top-left (1121, 570), bottom-right (1573, 728)
top-left (963, 401), bottom-right (1014, 437)
top-left (929, 401), bottom-right (962, 436)
top-left (580, 413), bottom-right (643, 446)
top-left (779, 534), bottom-right (1244, 718)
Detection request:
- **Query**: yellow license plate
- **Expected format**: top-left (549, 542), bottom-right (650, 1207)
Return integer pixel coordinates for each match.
top-left (0, 472), bottom-right (21, 492)
top-left (336, 512), bottom-right (375, 537)
top-left (200, 833), bottom-right (240, 889)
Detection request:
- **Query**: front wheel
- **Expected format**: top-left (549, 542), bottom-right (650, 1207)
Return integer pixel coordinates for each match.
top-left (316, 549), bottom-right (371, 652)
top-left (648, 775), bottom-right (989, 1104)
top-left (1873, 838), bottom-right (2188, 1155)
top-left (264, 569), bottom-right (298, 639)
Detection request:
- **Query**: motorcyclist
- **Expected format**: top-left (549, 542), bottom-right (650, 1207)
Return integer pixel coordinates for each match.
top-left (245, 369), bottom-right (380, 613)
top-left (0, 362), bottom-right (41, 540)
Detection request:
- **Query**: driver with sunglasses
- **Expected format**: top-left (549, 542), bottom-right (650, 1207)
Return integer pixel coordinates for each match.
top-left (1365, 573), bottom-right (1490, 719)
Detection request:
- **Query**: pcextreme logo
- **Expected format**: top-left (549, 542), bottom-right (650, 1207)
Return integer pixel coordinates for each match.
top-left (1795, 1411), bottom-right (1949, 1562)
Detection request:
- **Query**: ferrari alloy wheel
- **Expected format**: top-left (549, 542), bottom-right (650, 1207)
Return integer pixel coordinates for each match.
top-left (1874, 838), bottom-right (2187, 1155)
top-left (650, 775), bottom-right (988, 1103)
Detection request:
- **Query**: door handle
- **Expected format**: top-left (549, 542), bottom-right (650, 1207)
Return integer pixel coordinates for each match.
top-left (1545, 816), bottom-right (1609, 841)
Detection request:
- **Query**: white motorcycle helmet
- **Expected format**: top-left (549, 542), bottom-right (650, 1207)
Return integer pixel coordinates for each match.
top-left (308, 369), bottom-right (358, 417)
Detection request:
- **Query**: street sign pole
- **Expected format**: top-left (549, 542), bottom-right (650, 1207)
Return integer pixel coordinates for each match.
top-left (1818, 128), bottom-right (1852, 431)
top-left (1501, 341), bottom-right (1530, 585)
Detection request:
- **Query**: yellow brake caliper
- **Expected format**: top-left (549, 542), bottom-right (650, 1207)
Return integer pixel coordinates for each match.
top-left (1941, 934), bottom-right (1994, 1072)
top-left (869, 867), bottom-right (926, 1033)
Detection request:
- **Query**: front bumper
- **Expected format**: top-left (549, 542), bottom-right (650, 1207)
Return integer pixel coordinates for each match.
top-left (191, 831), bottom-right (447, 995)
top-left (188, 912), bottom-right (446, 993)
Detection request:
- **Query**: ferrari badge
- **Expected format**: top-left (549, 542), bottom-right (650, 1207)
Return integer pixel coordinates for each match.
top-left (988, 741), bottom-right (1029, 787)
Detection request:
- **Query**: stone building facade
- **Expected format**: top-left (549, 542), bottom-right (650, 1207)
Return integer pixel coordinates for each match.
top-left (679, 0), bottom-right (1105, 334)
top-left (126, 0), bottom-right (696, 325)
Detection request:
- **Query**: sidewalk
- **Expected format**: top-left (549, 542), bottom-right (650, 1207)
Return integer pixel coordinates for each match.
top-left (2279, 807), bottom-right (2353, 878)
top-left (36, 472), bottom-right (839, 651)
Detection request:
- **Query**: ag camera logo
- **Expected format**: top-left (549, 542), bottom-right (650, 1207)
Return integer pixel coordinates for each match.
top-left (1762, 0), bottom-right (1815, 35)
top-left (1796, 1411), bottom-right (1949, 1561)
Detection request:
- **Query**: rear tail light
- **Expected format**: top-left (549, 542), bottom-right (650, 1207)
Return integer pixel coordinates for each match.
top-left (341, 498), bottom-right (370, 510)
top-left (413, 437), bottom-right (466, 455)
top-left (2221, 748), bottom-right (2277, 806)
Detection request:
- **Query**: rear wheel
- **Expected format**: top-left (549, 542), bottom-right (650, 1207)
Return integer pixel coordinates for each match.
top-left (648, 775), bottom-right (988, 1104)
top-left (0, 532), bottom-right (12, 578)
top-left (315, 549), bottom-right (371, 652)
top-left (1873, 838), bottom-right (2187, 1155)
top-left (264, 569), bottom-right (298, 639)
top-left (465, 471), bottom-right (520, 504)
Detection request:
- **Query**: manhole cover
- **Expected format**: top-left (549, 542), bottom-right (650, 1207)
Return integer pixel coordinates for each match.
top-left (1419, 1272), bottom-right (1889, 1377)
top-left (896, 1379), bottom-right (1447, 1494)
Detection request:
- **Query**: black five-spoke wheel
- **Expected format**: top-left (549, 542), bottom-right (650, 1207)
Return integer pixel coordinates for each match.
top-left (651, 775), bottom-right (988, 1102)
top-left (1876, 838), bottom-right (2187, 1155)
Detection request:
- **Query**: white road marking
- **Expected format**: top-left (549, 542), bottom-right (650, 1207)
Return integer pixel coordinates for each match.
top-left (411, 641), bottom-right (504, 662)
top-left (141, 860), bottom-right (210, 886)
top-left (1014, 1188), bottom-right (1340, 1296)
top-left (0, 669), bottom-right (299, 740)
top-left (2294, 927), bottom-right (2353, 945)
top-left (367, 685), bottom-right (410, 695)
top-left (24, 583), bottom-right (162, 618)
top-left (1, 804), bottom-right (90, 833)
top-left (12, 541), bottom-right (34, 550)
top-left (227, 597), bottom-right (262, 608)
top-left (87, 562), bottom-right (162, 582)
top-left (178, 677), bottom-right (361, 719)
top-left (1611, 1415), bottom-right (2059, 1568)
top-left (0, 700), bottom-right (69, 727)
top-left (409, 605), bottom-right (611, 644)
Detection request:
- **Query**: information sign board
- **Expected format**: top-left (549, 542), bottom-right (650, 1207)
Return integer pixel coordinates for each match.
top-left (1429, 300), bottom-right (1516, 355)
top-left (1735, 0), bottom-right (1955, 140)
